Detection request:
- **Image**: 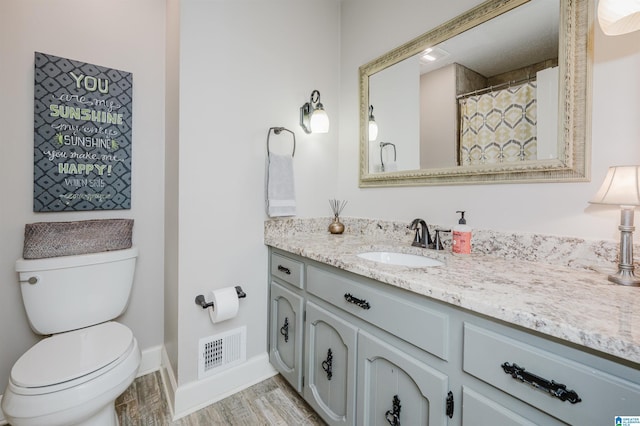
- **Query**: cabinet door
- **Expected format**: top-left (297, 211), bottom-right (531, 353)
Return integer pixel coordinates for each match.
top-left (358, 330), bottom-right (449, 426)
top-left (304, 301), bottom-right (357, 426)
top-left (269, 281), bottom-right (304, 392)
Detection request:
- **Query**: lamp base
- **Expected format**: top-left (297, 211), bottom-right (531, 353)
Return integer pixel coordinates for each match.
top-left (608, 269), bottom-right (640, 286)
top-left (608, 206), bottom-right (640, 286)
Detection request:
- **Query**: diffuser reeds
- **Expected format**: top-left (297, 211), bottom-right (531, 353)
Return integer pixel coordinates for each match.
top-left (329, 199), bottom-right (348, 217)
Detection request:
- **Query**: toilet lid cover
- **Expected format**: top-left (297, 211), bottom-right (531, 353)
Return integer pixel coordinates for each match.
top-left (11, 322), bottom-right (133, 388)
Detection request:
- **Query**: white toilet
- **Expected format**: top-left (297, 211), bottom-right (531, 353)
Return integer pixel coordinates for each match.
top-left (1, 247), bottom-right (141, 426)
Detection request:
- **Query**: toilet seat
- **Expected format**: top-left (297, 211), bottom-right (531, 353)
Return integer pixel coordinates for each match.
top-left (2, 324), bottom-right (140, 426)
top-left (10, 322), bottom-right (134, 395)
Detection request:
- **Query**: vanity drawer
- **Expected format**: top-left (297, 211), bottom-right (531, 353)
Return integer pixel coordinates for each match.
top-left (307, 265), bottom-right (448, 360)
top-left (271, 253), bottom-right (304, 289)
top-left (462, 386), bottom-right (540, 426)
top-left (463, 323), bottom-right (640, 425)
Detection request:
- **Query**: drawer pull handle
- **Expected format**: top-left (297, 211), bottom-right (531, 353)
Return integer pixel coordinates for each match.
top-left (344, 293), bottom-right (371, 310)
top-left (321, 348), bottom-right (333, 380)
top-left (277, 265), bottom-right (291, 275)
top-left (385, 395), bottom-right (401, 426)
top-left (501, 362), bottom-right (582, 404)
top-left (280, 317), bottom-right (289, 343)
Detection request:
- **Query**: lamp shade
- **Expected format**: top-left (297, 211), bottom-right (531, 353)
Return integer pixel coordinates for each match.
top-left (598, 0), bottom-right (640, 35)
top-left (590, 166), bottom-right (640, 206)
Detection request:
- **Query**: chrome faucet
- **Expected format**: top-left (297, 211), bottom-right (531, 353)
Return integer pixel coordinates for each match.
top-left (409, 218), bottom-right (433, 249)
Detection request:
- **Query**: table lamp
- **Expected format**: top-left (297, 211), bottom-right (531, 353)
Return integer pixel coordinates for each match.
top-left (590, 166), bottom-right (640, 286)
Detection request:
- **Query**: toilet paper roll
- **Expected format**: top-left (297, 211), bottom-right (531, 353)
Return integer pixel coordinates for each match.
top-left (208, 287), bottom-right (240, 323)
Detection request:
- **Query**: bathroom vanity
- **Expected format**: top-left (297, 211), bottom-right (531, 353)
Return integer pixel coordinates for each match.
top-left (266, 219), bottom-right (640, 425)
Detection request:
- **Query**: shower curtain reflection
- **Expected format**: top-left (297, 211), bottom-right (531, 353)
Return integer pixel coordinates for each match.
top-left (459, 81), bottom-right (537, 166)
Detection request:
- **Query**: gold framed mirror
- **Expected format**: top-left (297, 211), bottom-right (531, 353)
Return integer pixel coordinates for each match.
top-left (359, 0), bottom-right (592, 187)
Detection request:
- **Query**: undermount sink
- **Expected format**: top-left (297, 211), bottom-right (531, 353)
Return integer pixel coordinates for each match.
top-left (357, 251), bottom-right (444, 267)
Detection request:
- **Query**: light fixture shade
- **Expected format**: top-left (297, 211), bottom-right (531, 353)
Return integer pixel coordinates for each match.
top-left (368, 105), bottom-right (378, 142)
top-left (300, 90), bottom-right (329, 134)
top-left (310, 108), bottom-right (330, 133)
top-left (590, 166), bottom-right (640, 206)
top-left (368, 119), bottom-right (379, 142)
top-left (598, 0), bottom-right (640, 35)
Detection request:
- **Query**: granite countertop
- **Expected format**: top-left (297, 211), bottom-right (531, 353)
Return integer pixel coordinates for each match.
top-left (265, 218), bottom-right (640, 366)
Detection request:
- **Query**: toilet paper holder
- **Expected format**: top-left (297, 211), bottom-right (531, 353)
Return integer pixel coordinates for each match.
top-left (195, 286), bottom-right (246, 309)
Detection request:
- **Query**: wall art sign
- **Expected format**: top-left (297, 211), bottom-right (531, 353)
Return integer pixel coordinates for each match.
top-left (33, 52), bottom-right (133, 211)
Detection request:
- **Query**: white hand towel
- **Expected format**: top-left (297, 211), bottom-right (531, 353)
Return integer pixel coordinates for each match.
top-left (266, 153), bottom-right (296, 217)
top-left (375, 162), bottom-right (398, 172)
top-left (383, 162), bottom-right (398, 172)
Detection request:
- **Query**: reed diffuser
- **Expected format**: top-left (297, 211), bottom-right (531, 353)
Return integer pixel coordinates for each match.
top-left (328, 199), bottom-right (347, 234)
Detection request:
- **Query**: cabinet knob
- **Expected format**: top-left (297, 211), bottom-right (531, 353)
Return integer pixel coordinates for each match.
top-left (446, 391), bottom-right (454, 418)
top-left (280, 317), bottom-right (289, 343)
top-left (385, 395), bottom-right (401, 426)
top-left (321, 348), bottom-right (333, 381)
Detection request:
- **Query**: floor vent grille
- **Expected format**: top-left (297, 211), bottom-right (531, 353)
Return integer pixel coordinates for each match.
top-left (198, 326), bottom-right (246, 379)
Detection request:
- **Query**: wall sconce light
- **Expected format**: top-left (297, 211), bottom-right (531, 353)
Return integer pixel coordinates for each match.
top-left (368, 105), bottom-right (379, 142)
top-left (300, 90), bottom-right (329, 134)
top-left (598, 0), bottom-right (640, 35)
top-left (590, 166), bottom-right (640, 286)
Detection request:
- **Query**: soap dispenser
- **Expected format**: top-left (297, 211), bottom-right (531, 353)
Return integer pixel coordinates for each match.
top-left (452, 211), bottom-right (472, 254)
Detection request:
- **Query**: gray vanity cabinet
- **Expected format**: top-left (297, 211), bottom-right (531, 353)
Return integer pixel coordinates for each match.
top-left (269, 281), bottom-right (304, 392)
top-left (267, 248), bottom-right (640, 425)
top-left (269, 252), bottom-right (306, 392)
top-left (304, 301), bottom-right (357, 426)
top-left (357, 330), bottom-right (449, 425)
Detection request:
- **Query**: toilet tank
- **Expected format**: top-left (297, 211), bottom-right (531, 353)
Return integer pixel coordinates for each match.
top-left (15, 247), bottom-right (138, 335)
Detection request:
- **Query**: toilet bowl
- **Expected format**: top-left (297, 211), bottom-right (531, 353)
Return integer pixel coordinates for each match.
top-left (2, 322), bottom-right (141, 426)
top-left (2, 246), bottom-right (141, 426)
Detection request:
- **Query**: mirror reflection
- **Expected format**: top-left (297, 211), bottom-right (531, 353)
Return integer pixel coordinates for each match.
top-left (369, 0), bottom-right (559, 173)
top-left (359, 0), bottom-right (591, 186)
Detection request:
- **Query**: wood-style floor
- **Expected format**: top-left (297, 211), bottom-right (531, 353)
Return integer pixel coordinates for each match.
top-left (115, 372), bottom-right (326, 425)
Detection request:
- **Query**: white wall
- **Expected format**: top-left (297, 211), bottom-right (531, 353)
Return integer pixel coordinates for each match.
top-left (340, 0), bottom-right (640, 242)
top-left (369, 57), bottom-right (420, 171)
top-left (170, 0), bottom-right (340, 390)
top-left (165, 0), bottom-right (182, 380)
top-left (0, 0), bottom-right (166, 394)
top-left (420, 64), bottom-right (457, 168)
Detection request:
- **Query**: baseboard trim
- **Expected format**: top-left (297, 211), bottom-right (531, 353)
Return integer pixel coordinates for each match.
top-left (169, 352), bottom-right (277, 421)
top-left (0, 344), bottom-right (163, 425)
top-left (138, 344), bottom-right (163, 377)
top-left (159, 346), bottom-right (177, 419)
